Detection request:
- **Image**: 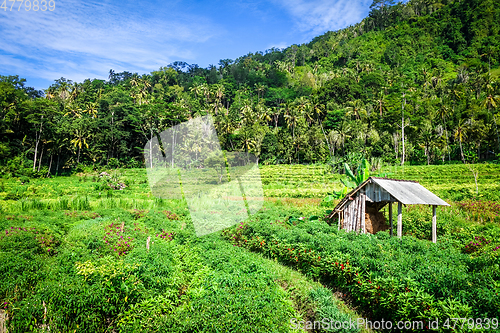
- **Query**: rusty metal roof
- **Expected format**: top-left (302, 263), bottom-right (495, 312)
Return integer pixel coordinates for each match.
top-left (370, 177), bottom-right (450, 206)
top-left (331, 177), bottom-right (449, 215)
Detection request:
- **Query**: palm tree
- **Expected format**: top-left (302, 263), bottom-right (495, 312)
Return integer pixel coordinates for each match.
top-left (284, 106), bottom-right (302, 140)
top-left (189, 84), bottom-right (202, 99)
top-left (130, 74), bottom-right (140, 88)
top-left (45, 86), bottom-right (56, 100)
top-left (242, 134), bottom-right (256, 153)
top-left (328, 129), bottom-right (342, 157)
top-left (255, 104), bottom-right (272, 125)
top-left (436, 102), bottom-right (451, 161)
top-left (213, 84), bottom-right (225, 104)
top-left (55, 79), bottom-right (71, 105)
top-left (270, 106), bottom-right (280, 128)
top-left (70, 129), bottom-right (90, 164)
top-left (345, 100), bottom-right (365, 120)
top-left (63, 103), bottom-right (83, 118)
top-left (336, 121), bottom-right (352, 156)
top-left (84, 102), bottom-right (98, 118)
top-left (69, 83), bottom-right (82, 103)
top-left (419, 121), bottom-right (437, 165)
top-left (454, 120), bottom-right (468, 164)
top-left (200, 83), bottom-right (210, 104)
top-left (374, 90), bottom-right (388, 117)
top-left (216, 114), bottom-right (235, 150)
top-left (240, 103), bottom-right (253, 128)
top-left (254, 83), bottom-right (266, 103)
top-left (481, 82), bottom-right (500, 152)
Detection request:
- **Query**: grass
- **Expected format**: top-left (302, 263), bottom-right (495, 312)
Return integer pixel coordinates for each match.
top-left (0, 167), bottom-right (362, 332)
top-left (0, 162), bottom-right (499, 332)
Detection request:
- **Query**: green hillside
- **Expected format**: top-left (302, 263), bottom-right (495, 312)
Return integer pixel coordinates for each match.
top-left (1, 0), bottom-right (500, 175)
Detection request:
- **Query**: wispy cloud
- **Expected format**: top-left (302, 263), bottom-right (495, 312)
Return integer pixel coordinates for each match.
top-left (0, 0), bottom-right (221, 84)
top-left (267, 42), bottom-right (288, 50)
top-left (274, 0), bottom-right (372, 37)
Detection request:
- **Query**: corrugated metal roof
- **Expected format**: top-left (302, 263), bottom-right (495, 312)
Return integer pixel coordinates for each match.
top-left (330, 177), bottom-right (450, 216)
top-left (370, 177), bottom-right (449, 206)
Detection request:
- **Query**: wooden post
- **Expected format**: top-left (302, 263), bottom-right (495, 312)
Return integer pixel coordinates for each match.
top-left (350, 201), bottom-right (355, 232)
top-left (397, 202), bottom-right (402, 238)
top-left (337, 211), bottom-right (341, 231)
top-left (356, 193), bottom-right (363, 233)
top-left (344, 205), bottom-right (349, 231)
top-left (432, 205), bottom-right (437, 243)
top-left (360, 193), bottom-right (366, 234)
top-left (389, 202), bottom-right (393, 237)
top-left (349, 201), bottom-right (353, 232)
top-left (352, 195), bottom-right (360, 231)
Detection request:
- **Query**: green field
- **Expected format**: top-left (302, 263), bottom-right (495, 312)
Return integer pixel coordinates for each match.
top-left (259, 164), bottom-right (500, 201)
top-left (0, 163), bottom-right (499, 332)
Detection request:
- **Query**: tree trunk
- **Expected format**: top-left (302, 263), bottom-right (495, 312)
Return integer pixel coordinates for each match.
top-left (401, 93), bottom-right (405, 166)
top-left (319, 122), bottom-right (332, 161)
top-left (38, 145), bottom-right (44, 172)
top-left (111, 111), bottom-right (115, 159)
top-left (459, 140), bottom-right (465, 163)
top-left (47, 154), bottom-right (53, 177)
top-left (493, 113), bottom-right (500, 153)
top-left (33, 115), bottom-right (44, 171)
top-left (33, 138), bottom-right (39, 171)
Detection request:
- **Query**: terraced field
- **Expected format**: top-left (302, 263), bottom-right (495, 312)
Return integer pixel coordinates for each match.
top-left (259, 163), bottom-right (500, 201)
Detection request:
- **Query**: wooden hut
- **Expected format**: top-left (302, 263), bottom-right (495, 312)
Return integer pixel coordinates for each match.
top-left (327, 177), bottom-right (450, 243)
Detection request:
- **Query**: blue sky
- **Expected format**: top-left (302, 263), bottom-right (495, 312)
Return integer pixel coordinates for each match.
top-left (0, 0), bottom-right (373, 90)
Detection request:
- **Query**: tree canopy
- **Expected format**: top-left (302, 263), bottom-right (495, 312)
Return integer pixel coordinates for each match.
top-left (1, 0), bottom-right (500, 176)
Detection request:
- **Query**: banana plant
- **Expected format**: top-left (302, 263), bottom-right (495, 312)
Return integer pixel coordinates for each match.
top-left (324, 158), bottom-right (392, 204)
top-left (324, 186), bottom-right (350, 202)
top-left (342, 158), bottom-right (370, 188)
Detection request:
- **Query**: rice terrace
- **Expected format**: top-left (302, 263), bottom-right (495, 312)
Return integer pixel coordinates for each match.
top-left (2, 0), bottom-right (500, 331)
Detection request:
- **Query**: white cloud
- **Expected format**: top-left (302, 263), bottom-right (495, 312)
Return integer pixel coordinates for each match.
top-left (267, 42), bottom-right (289, 50)
top-left (274, 0), bottom-right (372, 37)
top-left (0, 0), bottom-right (221, 83)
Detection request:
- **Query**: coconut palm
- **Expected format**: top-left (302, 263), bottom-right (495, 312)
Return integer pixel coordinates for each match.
top-left (213, 84), bottom-right (225, 104)
top-left (70, 129), bottom-right (90, 164)
top-left (345, 99), bottom-right (365, 120)
top-left (454, 119), bottom-right (468, 164)
top-left (374, 90), bottom-right (388, 117)
top-left (284, 105), bottom-right (302, 140)
top-left (436, 102), bottom-right (451, 160)
top-left (254, 83), bottom-right (266, 102)
top-left (240, 103), bottom-right (254, 128)
top-left (481, 82), bottom-right (500, 151)
top-left (84, 102), bottom-right (98, 118)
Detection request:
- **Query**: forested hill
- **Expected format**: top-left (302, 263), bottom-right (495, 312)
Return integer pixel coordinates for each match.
top-left (1, 0), bottom-right (500, 176)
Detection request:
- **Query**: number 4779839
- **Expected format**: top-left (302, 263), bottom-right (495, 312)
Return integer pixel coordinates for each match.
top-left (1, 0), bottom-right (56, 11)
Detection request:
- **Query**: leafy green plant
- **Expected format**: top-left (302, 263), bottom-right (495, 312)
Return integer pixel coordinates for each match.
top-left (95, 171), bottom-right (127, 191)
top-left (341, 158), bottom-right (370, 188)
top-left (221, 211), bottom-right (499, 326)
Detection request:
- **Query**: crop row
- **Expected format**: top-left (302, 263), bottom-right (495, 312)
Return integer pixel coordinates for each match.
top-left (221, 217), bottom-right (500, 332)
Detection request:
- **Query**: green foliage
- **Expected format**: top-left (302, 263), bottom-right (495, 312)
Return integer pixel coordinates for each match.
top-left (1, 170), bottom-right (338, 332)
top-left (222, 203), bottom-right (500, 328)
top-left (2, 0), bottom-right (500, 169)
